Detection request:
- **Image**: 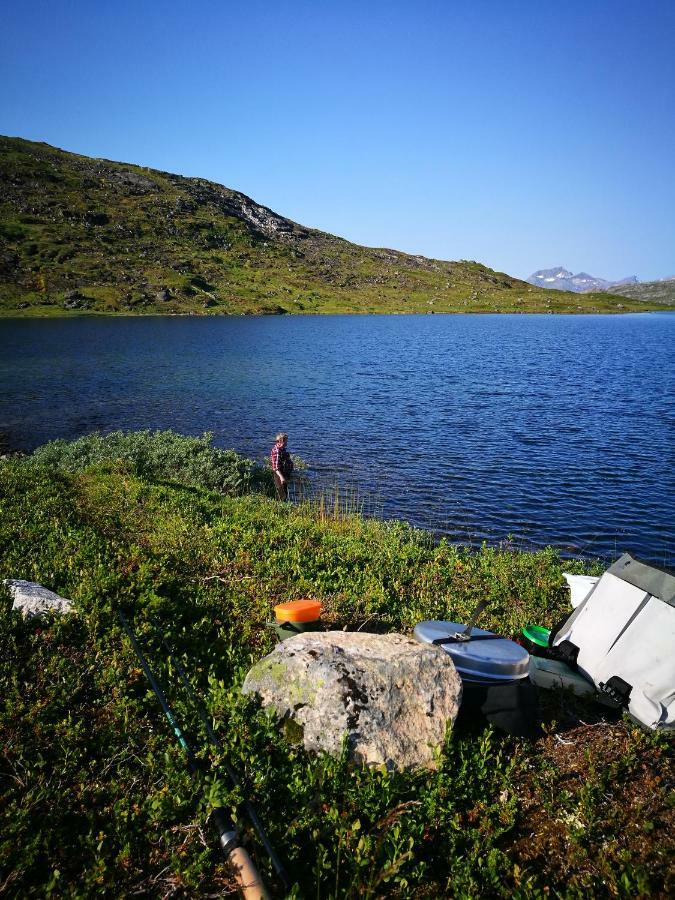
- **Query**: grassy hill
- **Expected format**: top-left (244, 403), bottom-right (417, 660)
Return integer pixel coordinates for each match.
top-left (1, 136), bottom-right (668, 317)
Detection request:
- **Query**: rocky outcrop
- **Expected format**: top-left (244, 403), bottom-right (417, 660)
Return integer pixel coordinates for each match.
top-left (5, 580), bottom-right (74, 617)
top-left (242, 631), bottom-right (462, 771)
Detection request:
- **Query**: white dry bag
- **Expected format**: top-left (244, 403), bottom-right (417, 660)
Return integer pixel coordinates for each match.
top-left (551, 553), bottom-right (675, 731)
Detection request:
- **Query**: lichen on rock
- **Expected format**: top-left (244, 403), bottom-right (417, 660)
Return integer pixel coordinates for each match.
top-left (242, 631), bottom-right (462, 771)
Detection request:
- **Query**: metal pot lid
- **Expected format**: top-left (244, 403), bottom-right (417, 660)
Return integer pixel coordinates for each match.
top-left (414, 620), bottom-right (530, 682)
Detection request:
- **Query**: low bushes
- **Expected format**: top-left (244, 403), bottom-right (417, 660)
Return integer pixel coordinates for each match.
top-left (0, 435), bottom-right (671, 897)
top-left (28, 429), bottom-right (274, 497)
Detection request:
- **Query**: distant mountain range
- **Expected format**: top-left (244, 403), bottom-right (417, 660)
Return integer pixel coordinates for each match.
top-left (527, 267), bottom-right (675, 304)
top-left (0, 136), bottom-right (672, 316)
top-left (527, 267), bottom-right (640, 293)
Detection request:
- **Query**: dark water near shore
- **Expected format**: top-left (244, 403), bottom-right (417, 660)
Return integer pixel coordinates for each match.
top-left (1, 313), bottom-right (673, 563)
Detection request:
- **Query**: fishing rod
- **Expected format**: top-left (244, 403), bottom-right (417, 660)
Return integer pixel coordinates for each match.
top-left (117, 610), bottom-right (271, 900)
top-left (150, 618), bottom-right (291, 892)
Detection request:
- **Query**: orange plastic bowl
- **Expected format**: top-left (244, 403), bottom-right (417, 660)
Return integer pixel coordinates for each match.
top-left (274, 598), bottom-right (322, 623)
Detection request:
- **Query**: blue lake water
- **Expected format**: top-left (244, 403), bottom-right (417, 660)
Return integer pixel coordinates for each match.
top-left (1, 313), bottom-right (673, 563)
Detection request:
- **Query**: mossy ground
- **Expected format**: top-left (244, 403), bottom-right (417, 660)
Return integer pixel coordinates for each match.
top-left (0, 432), bottom-right (672, 897)
top-left (2, 136), bottom-right (670, 318)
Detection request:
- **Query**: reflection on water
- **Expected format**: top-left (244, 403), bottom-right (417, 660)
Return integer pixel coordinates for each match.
top-left (1, 313), bottom-right (673, 562)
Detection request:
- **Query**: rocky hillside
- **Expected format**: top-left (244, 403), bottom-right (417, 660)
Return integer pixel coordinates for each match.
top-left (597, 277), bottom-right (675, 305)
top-left (1, 137), bottom-right (667, 315)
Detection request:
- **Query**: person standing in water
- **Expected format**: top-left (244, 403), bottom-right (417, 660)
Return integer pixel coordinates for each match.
top-left (270, 432), bottom-right (294, 500)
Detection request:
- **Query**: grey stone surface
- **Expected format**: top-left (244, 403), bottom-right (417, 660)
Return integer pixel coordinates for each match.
top-left (5, 580), bottom-right (74, 617)
top-left (242, 631), bottom-right (462, 771)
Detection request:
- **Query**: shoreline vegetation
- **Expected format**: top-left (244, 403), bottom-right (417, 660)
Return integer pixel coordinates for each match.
top-left (2, 135), bottom-right (673, 319)
top-left (1, 430), bottom-right (672, 896)
top-left (4, 307), bottom-right (675, 320)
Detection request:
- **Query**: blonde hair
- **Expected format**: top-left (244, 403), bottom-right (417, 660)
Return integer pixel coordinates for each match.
top-left (275, 432), bottom-right (288, 443)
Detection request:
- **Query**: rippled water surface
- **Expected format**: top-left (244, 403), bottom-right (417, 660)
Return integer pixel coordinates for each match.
top-left (1, 313), bottom-right (673, 562)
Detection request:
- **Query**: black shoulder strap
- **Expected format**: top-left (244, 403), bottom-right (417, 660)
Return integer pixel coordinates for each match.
top-left (432, 633), bottom-right (503, 646)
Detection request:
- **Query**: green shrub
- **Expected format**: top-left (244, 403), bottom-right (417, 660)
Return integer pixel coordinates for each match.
top-left (27, 429), bottom-right (274, 497)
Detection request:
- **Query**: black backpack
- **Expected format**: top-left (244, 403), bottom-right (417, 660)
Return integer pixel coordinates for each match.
top-left (278, 449), bottom-right (294, 478)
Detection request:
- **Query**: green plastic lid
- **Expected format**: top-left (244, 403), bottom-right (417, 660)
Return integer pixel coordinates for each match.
top-left (522, 624), bottom-right (551, 647)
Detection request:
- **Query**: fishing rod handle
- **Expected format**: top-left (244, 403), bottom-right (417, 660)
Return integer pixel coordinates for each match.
top-left (228, 846), bottom-right (272, 900)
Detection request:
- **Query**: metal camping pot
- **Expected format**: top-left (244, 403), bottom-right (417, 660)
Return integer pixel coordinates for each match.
top-left (414, 620), bottom-right (538, 736)
top-left (413, 620), bottom-right (530, 685)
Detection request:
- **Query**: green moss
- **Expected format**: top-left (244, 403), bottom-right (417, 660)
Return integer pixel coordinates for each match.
top-left (283, 717), bottom-right (305, 744)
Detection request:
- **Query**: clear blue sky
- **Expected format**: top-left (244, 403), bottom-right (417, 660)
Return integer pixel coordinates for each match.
top-left (2, 0), bottom-right (673, 281)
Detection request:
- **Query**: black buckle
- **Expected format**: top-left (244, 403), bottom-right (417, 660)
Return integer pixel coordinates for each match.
top-left (598, 676), bottom-right (632, 708)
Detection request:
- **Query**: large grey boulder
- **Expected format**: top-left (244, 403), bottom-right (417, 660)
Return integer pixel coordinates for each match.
top-left (242, 631), bottom-right (462, 771)
top-left (4, 580), bottom-right (74, 618)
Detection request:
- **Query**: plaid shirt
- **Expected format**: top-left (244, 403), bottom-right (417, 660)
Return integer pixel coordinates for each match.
top-left (271, 443), bottom-right (293, 477)
top-left (271, 443), bottom-right (290, 473)
top-left (270, 444), bottom-right (282, 472)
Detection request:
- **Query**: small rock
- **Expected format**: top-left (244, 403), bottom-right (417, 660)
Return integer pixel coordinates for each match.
top-left (4, 580), bottom-right (74, 618)
top-left (63, 290), bottom-right (89, 309)
top-left (242, 631), bottom-right (462, 771)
